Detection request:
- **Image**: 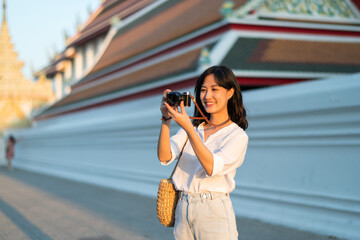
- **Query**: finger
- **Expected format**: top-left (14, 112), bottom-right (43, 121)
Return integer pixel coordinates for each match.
top-left (174, 105), bottom-right (179, 113)
top-left (179, 101), bottom-right (186, 114)
top-left (162, 89), bottom-right (171, 98)
top-left (162, 90), bottom-right (172, 103)
top-left (165, 102), bottom-right (176, 115)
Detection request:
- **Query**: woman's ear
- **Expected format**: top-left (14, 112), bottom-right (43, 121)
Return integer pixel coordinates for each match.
top-left (228, 88), bottom-right (234, 100)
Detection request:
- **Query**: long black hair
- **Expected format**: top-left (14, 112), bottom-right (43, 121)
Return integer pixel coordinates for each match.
top-left (192, 65), bottom-right (248, 130)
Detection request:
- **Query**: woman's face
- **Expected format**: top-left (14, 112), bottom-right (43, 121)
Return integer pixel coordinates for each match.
top-left (200, 74), bottom-right (233, 117)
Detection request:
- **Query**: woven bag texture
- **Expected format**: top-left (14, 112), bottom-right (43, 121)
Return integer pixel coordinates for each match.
top-left (157, 178), bottom-right (179, 227)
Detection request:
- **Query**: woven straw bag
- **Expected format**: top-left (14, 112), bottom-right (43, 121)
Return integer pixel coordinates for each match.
top-left (156, 178), bottom-right (179, 227)
top-left (156, 138), bottom-right (187, 227)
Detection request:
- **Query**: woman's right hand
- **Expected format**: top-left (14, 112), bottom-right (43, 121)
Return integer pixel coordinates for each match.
top-left (161, 89), bottom-right (172, 119)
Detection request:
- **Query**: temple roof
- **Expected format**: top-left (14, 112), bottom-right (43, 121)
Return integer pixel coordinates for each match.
top-left (42, 29), bottom-right (360, 116)
top-left (88, 0), bottom-right (246, 75)
top-left (34, 0), bottom-right (360, 120)
top-left (47, 45), bottom-right (204, 111)
top-left (40, 0), bottom-right (157, 78)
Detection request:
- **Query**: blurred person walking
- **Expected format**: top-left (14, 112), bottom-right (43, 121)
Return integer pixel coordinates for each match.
top-left (6, 135), bottom-right (16, 171)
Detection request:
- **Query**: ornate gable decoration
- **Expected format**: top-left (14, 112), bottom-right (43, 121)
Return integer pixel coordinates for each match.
top-left (257, 0), bottom-right (360, 23)
top-left (231, 0), bottom-right (360, 23)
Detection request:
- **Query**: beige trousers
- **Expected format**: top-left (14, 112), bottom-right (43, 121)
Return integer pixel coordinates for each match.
top-left (174, 192), bottom-right (238, 240)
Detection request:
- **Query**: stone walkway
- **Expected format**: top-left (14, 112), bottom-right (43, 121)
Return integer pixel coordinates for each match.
top-left (0, 167), bottom-right (340, 240)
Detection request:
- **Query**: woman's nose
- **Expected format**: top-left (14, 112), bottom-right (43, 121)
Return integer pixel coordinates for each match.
top-left (204, 91), bottom-right (212, 99)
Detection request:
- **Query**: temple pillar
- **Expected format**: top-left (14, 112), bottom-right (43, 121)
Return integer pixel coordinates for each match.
top-left (85, 42), bottom-right (95, 72)
top-left (74, 47), bottom-right (84, 81)
top-left (54, 72), bottom-right (64, 100)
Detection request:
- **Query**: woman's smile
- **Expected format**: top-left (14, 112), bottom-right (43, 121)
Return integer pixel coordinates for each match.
top-left (200, 74), bottom-right (231, 118)
top-left (204, 101), bottom-right (215, 108)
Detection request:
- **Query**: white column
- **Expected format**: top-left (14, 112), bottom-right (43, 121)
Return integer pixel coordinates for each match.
top-left (85, 42), bottom-right (95, 71)
top-left (64, 60), bottom-right (72, 84)
top-left (54, 72), bottom-right (63, 100)
top-left (74, 47), bottom-right (84, 81)
top-left (82, 47), bottom-right (87, 72)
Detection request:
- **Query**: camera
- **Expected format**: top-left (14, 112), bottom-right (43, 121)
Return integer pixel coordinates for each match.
top-left (166, 92), bottom-right (191, 107)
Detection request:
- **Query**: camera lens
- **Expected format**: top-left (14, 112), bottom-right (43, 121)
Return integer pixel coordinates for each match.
top-left (166, 92), bottom-right (181, 106)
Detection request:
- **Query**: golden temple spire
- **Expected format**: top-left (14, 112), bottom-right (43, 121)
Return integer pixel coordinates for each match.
top-left (2, 0), bottom-right (5, 23)
top-left (0, 0), bottom-right (55, 129)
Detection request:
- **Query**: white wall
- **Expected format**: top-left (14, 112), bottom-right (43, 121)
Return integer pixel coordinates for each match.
top-left (235, 73), bottom-right (360, 239)
top-left (9, 74), bottom-right (360, 239)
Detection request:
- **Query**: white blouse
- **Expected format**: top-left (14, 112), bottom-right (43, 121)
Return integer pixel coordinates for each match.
top-left (161, 122), bottom-right (248, 193)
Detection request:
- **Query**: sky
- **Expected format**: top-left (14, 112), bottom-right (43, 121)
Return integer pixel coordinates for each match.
top-left (2, 0), bottom-right (101, 79)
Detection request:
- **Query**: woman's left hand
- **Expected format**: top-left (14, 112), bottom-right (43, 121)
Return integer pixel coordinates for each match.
top-left (165, 101), bottom-right (193, 132)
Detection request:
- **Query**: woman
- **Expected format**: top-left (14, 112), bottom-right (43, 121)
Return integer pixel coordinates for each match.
top-left (6, 135), bottom-right (16, 171)
top-left (157, 65), bottom-right (248, 240)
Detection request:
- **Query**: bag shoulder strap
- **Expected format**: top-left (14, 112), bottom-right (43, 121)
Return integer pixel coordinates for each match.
top-left (169, 137), bottom-right (188, 179)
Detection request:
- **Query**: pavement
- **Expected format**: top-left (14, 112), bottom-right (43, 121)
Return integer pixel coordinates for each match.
top-left (0, 167), bottom-right (341, 240)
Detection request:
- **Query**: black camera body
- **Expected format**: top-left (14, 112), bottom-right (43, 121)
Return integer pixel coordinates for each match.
top-left (166, 92), bottom-right (191, 107)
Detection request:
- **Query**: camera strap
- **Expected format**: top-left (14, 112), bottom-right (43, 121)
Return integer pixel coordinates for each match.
top-left (189, 96), bottom-right (230, 127)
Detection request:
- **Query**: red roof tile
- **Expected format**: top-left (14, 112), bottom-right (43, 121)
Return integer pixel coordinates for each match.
top-left (261, 40), bottom-right (360, 65)
top-left (68, 0), bottom-right (154, 47)
top-left (89, 0), bottom-right (246, 74)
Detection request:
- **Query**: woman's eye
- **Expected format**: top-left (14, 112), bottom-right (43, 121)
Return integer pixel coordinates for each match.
top-left (201, 89), bottom-right (206, 92)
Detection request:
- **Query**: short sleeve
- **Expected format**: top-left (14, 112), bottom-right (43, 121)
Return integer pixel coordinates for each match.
top-left (207, 132), bottom-right (248, 177)
top-left (160, 128), bottom-right (187, 166)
